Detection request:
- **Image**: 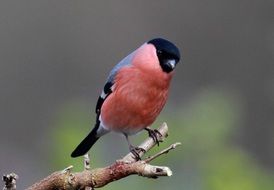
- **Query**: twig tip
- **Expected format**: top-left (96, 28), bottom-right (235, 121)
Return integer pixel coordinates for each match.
top-left (166, 168), bottom-right (173, 176)
top-left (62, 165), bottom-right (73, 174)
top-left (172, 142), bottom-right (182, 148)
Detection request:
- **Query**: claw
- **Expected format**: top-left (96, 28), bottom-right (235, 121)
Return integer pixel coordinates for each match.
top-left (124, 133), bottom-right (146, 160)
top-left (130, 146), bottom-right (145, 160)
top-left (145, 128), bottom-right (162, 146)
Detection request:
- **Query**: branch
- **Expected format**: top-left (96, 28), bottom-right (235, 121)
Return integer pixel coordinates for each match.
top-left (2, 173), bottom-right (18, 190)
top-left (3, 123), bottom-right (181, 190)
top-left (144, 142), bottom-right (181, 163)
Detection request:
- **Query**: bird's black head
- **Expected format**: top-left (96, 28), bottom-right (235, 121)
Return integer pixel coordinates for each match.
top-left (148, 38), bottom-right (181, 73)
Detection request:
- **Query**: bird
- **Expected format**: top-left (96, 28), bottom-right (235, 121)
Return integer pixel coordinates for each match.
top-left (71, 38), bottom-right (181, 159)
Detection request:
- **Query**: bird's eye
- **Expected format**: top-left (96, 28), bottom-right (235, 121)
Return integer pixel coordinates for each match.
top-left (157, 50), bottom-right (163, 54)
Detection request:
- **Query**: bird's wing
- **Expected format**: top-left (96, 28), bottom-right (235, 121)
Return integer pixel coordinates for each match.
top-left (70, 51), bottom-right (136, 157)
top-left (95, 51), bottom-right (135, 116)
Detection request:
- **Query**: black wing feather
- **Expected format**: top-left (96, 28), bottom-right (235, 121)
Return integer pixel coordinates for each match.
top-left (95, 81), bottom-right (113, 115)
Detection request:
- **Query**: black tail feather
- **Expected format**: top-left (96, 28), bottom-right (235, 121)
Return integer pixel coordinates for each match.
top-left (71, 127), bottom-right (99, 158)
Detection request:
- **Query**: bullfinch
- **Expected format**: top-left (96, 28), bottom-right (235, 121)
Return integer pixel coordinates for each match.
top-left (71, 38), bottom-right (181, 159)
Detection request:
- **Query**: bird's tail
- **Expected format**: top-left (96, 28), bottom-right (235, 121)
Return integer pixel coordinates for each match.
top-left (71, 125), bottom-right (100, 158)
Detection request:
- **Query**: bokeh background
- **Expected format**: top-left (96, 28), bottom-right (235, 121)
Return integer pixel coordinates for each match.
top-left (0, 1), bottom-right (273, 189)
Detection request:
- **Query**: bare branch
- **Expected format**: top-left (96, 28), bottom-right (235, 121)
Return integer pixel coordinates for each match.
top-left (144, 142), bottom-right (181, 163)
top-left (3, 123), bottom-right (181, 190)
top-left (2, 173), bottom-right (18, 190)
top-left (122, 122), bottom-right (169, 162)
top-left (84, 154), bottom-right (91, 171)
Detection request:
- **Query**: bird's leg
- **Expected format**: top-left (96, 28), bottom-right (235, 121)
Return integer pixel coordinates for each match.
top-left (145, 127), bottom-right (162, 146)
top-left (124, 133), bottom-right (145, 160)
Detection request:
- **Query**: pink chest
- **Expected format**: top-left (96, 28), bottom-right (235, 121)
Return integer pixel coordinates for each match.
top-left (100, 44), bottom-right (173, 134)
top-left (101, 66), bottom-right (172, 134)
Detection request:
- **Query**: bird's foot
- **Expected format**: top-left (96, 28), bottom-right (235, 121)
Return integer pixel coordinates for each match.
top-left (145, 127), bottom-right (162, 146)
top-left (129, 146), bottom-right (146, 161)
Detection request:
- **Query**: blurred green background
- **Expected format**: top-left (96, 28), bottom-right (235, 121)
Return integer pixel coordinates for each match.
top-left (0, 1), bottom-right (273, 189)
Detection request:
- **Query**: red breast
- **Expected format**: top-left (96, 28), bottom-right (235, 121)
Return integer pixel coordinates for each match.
top-left (100, 44), bottom-right (173, 134)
